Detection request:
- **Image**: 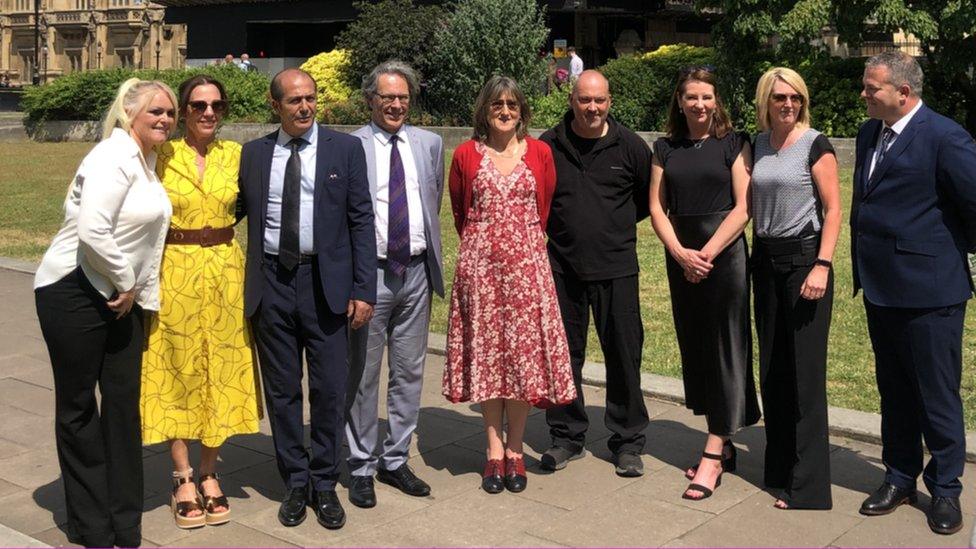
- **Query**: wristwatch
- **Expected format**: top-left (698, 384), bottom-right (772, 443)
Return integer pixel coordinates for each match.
top-left (814, 258), bottom-right (832, 268)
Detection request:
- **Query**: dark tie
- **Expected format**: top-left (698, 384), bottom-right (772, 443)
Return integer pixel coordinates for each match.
top-left (387, 134), bottom-right (410, 277)
top-left (876, 127), bottom-right (896, 166)
top-left (279, 137), bottom-right (304, 270)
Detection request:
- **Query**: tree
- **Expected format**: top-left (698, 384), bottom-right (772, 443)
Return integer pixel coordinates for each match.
top-left (425, 0), bottom-right (549, 123)
top-left (335, 0), bottom-right (446, 91)
top-left (697, 0), bottom-right (976, 135)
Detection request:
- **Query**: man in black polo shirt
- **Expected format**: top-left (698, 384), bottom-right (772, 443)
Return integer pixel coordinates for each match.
top-left (540, 70), bottom-right (652, 477)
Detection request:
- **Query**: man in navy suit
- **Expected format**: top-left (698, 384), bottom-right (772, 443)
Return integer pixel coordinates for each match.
top-left (238, 68), bottom-right (376, 530)
top-left (851, 51), bottom-right (976, 535)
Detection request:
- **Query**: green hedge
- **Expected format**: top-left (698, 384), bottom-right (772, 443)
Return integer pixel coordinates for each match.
top-left (596, 44), bottom-right (866, 137)
top-left (21, 65), bottom-right (271, 123)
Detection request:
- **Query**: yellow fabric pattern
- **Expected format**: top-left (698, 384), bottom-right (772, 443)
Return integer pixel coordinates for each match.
top-left (142, 138), bottom-right (261, 447)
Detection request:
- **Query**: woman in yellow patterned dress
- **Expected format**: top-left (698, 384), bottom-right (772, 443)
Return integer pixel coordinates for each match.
top-left (142, 75), bottom-right (259, 529)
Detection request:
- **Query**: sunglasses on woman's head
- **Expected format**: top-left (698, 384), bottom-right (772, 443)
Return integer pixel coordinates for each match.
top-left (188, 100), bottom-right (228, 114)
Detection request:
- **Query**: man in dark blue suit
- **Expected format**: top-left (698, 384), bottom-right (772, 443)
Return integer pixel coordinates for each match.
top-left (851, 51), bottom-right (976, 535)
top-left (238, 68), bottom-right (376, 530)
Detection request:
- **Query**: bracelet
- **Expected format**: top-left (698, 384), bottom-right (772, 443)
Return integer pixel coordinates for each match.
top-left (814, 258), bottom-right (832, 268)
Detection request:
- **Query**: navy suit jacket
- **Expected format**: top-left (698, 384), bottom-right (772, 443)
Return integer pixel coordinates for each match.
top-left (238, 125), bottom-right (377, 316)
top-left (850, 104), bottom-right (976, 308)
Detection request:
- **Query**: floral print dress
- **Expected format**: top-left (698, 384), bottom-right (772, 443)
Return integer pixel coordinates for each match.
top-left (443, 142), bottom-right (576, 407)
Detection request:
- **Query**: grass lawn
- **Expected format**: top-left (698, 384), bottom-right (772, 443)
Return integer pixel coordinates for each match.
top-left (3, 140), bottom-right (974, 428)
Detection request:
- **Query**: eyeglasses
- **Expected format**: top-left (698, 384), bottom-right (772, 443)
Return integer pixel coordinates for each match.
top-left (375, 93), bottom-right (410, 105)
top-left (490, 99), bottom-right (520, 113)
top-left (770, 93), bottom-right (804, 105)
top-left (188, 100), bottom-right (229, 114)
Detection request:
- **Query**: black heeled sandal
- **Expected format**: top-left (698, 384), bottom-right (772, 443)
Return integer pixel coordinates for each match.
top-left (685, 439), bottom-right (736, 480)
top-left (682, 451), bottom-right (724, 501)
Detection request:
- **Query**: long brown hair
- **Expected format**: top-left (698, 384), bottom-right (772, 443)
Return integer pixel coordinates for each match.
top-left (664, 68), bottom-right (732, 139)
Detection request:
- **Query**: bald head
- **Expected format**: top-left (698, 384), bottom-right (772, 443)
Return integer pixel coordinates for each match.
top-left (569, 70), bottom-right (612, 138)
top-left (572, 70), bottom-right (610, 97)
top-left (270, 68), bottom-right (316, 102)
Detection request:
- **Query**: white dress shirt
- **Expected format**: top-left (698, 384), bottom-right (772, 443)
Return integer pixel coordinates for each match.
top-left (265, 125), bottom-right (317, 255)
top-left (371, 123), bottom-right (426, 259)
top-left (869, 99), bottom-right (923, 178)
top-left (34, 128), bottom-right (172, 310)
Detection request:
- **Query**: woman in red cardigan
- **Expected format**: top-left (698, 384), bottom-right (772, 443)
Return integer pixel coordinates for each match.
top-left (442, 76), bottom-right (576, 494)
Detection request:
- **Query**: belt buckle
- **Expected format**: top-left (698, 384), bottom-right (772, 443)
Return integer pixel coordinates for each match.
top-left (200, 226), bottom-right (214, 247)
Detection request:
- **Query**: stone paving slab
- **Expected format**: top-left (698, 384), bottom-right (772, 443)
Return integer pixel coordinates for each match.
top-left (2, 266), bottom-right (976, 547)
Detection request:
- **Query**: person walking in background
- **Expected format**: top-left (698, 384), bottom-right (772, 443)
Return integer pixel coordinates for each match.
top-left (141, 75), bottom-right (260, 529)
top-left (648, 67), bottom-right (759, 501)
top-left (346, 61), bottom-right (444, 509)
top-left (33, 78), bottom-right (176, 547)
top-left (237, 68), bottom-right (376, 530)
top-left (539, 70), bottom-right (651, 478)
top-left (444, 75), bottom-right (575, 494)
top-left (568, 47), bottom-right (584, 82)
top-left (852, 51), bottom-right (976, 535)
top-left (751, 67), bottom-right (841, 510)
top-left (238, 53), bottom-right (254, 71)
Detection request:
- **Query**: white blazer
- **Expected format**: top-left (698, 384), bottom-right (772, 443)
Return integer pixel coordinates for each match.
top-left (34, 128), bottom-right (172, 311)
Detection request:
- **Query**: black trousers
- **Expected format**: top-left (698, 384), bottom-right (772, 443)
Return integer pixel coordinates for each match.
top-left (252, 257), bottom-right (348, 492)
top-left (545, 271), bottom-right (648, 455)
top-left (864, 298), bottom-right (966, 498)
top-left (34, 268), bottom-right (144, 548)
top-left (753, 235), bottom-right (833, 509)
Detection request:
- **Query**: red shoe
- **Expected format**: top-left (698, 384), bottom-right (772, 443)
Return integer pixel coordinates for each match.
top-left (482, 459), bottom-right (504, 494)
top-left (504, 456), bottom-right (527, 493)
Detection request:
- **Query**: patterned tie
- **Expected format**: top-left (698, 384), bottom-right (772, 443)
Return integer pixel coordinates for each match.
top-left (387, 134), bottom-right (410, 277)
top-left (876, 127), bottom-right (896, 166)
top-left (278, 137), bottom-right (304, 271)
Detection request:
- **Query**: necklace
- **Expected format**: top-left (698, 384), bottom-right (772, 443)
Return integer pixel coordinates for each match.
top-left (692, 135), bottom-right (709, 149)
top-left (487, 141), bottom-right (523, 158)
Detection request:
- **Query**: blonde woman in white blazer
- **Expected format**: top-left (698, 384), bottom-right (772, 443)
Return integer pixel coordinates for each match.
top-left (33, 78), bottom-right (176, 548)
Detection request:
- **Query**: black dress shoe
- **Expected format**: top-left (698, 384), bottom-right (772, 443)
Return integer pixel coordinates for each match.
top-left (927, 496), bottom-right (963, 535)
top-left (313, 489), bottom-right (346, 530)
top-left (859, 482), bottom-right (917, 516)
top-left (348, 475), bottom-right (376, 508)
top-left (377, 463), bottom-right (431, 497)
top-left (277, 486), bottom-right (308, 527)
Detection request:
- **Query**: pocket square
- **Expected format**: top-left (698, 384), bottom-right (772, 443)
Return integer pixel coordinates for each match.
top-left (329, 173), bottom-right (339, 180)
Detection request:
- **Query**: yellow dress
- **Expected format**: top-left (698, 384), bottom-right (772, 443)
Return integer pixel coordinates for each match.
top-left (141, 138), bottom-right (260, 447)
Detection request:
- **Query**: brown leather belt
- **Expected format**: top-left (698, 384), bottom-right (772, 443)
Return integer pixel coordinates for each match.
top-left (166, 226), bottom-right (235, 247)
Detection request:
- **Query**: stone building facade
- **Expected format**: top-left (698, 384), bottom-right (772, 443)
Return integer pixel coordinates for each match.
top-left (0, 0), bottom-right (186, 85)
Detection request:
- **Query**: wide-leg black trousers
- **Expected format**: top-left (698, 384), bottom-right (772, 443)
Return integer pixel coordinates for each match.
top-left (753, 235), bottom-right (833, 510)
top-left (35, 267), bottom-right (144, 547)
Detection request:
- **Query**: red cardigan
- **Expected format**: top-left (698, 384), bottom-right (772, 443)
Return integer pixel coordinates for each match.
top-left (448, 136), bottom-right (558, 236)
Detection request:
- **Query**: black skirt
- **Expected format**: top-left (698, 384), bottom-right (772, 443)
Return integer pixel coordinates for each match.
top-left (665, 211), bottom-right (761, 435)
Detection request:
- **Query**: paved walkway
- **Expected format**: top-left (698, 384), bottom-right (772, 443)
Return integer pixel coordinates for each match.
top-left (0, 267), bottom-right (973, 547)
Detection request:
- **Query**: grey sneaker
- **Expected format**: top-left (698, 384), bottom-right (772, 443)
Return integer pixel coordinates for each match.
top-left (615, 452), bottom-right (644, 477)
top-left (540, 445), bottom-right (586, 471)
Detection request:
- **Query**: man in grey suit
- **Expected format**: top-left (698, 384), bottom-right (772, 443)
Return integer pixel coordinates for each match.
top-left (345, 60), bottom-right (445, 508)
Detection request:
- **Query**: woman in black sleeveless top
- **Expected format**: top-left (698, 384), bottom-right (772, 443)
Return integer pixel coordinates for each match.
top-left (649, 67), bottom-right (761, 501)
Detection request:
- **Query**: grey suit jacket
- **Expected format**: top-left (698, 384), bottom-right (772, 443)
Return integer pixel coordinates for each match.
top-left (352, 123), bottom-right (445, 297)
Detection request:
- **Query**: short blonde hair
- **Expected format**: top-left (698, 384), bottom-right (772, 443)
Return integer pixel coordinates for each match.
top-left (755, 67), bottom-right (810, 131)
top-left (101, 78), bottom-right (178, 140)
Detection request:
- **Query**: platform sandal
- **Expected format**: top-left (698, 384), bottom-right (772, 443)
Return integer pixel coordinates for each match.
top-left (171, 470), bottom-right (206, 529)
top-left (198, 472), bottom-right (231, 526)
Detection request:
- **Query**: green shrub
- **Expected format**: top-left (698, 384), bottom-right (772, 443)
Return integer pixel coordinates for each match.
top-left (528, 84), bottom-right (570, 129)
top-left (796, 55), bottom-right (867, 138)
top-left (301, 49), bottom-right (355, 115)
top-left (336, 0), bottom-right (445, 90)
top-left (21, 65), bottom-right (271, 123)
top-left (426, 0), bottom-right (549, 123)
top-left (599, 44), bottom-right (716, 132)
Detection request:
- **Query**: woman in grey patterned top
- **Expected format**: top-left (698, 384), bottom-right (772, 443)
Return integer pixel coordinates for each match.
top-left (751, 67), bottom-right (841, 510)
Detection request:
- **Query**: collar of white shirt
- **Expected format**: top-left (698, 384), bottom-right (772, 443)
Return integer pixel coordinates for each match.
top-left (276, 124), bottom-right (317, 148)
top-left (884, 99), bottom-right (924, 136)
top-left (109, 127), bottom-right (157, 173)
top-left (370, 121), bottom-right (407, 145)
